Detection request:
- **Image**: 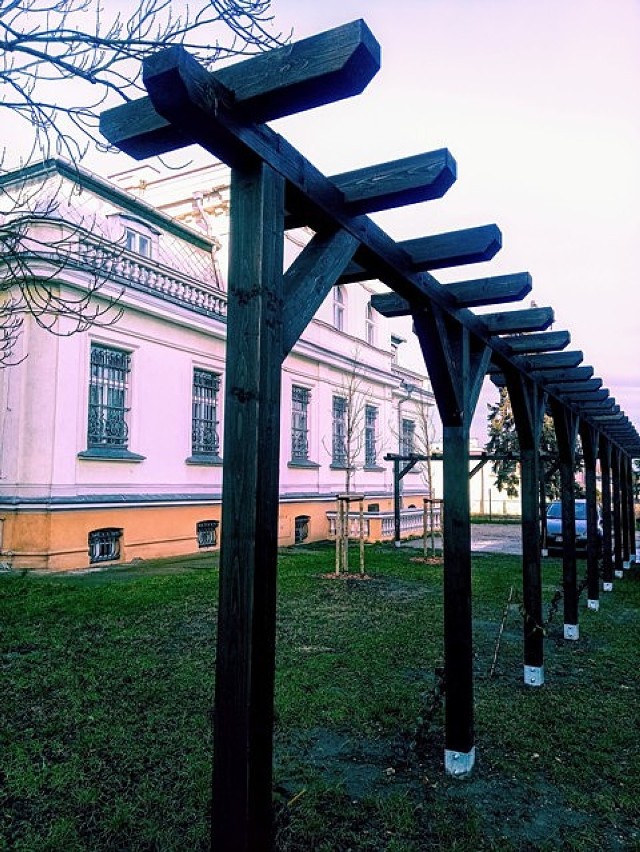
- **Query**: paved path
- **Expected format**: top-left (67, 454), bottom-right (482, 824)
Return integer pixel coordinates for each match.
top-left (407, 522), bottom-right (640, 556)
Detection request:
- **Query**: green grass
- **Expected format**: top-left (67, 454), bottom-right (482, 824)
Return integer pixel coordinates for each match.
top-left (1, 545), bottom-right (638, 850)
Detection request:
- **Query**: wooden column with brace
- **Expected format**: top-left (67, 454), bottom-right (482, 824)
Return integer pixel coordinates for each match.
top-left (413, 306), bottom-right (491, 775)
top-left (579, 421), bottom-right (601, 611)
top-left (625, 455), bottom-right (637, 565)
top-left (502, 367), bottom-right (546, 684)
top-left (549, 399), bottom-right (580, 640)
top-left (612, 445), bottom-right (624, 579)
top-left (599, 437), bottom-right (615, 592)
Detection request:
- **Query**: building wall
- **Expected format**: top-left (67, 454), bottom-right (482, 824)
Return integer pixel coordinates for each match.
top-left (0, 160), bottom-right (434, 570)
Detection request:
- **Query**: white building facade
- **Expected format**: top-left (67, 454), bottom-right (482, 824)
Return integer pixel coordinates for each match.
top-left (0, 159), bottom-right (435, 570)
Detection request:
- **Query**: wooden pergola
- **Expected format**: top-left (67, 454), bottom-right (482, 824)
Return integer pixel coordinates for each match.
top-left (101, 19), bottom-right (640, 850)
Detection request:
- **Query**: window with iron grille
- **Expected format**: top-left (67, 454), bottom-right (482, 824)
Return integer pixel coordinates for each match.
top-left (295, 515), bottom-right (310, 544)
top-left (88, 344), bottom-right (130, 448)
top-left (333, 286), bottom-right (345, 331)
top-left (196, 520), bottom-right (219, 548)
top-left (291, 386), bottom-right (310, 461)
top-left (365, 404), bottom-right (378, 466)
top-left (88, 528), bottom-right (122, 563)
top-left (401, 418), bottom-right (415, 456)
top-left (332, 395), bottom-right (347, 466)
top-left (192, 369), bottom-right (220, 457)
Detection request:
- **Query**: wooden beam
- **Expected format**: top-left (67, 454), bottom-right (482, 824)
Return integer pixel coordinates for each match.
top-left (331, 149), bottom-right (457, 215)
top-left (547, 379), bottom-right (602, 394)
top-left (442, 272), bottom-right (532, 308)
top-left (521, 351), bottom-right (584, 371)
top-left (563, 389), bottom-right (608, 402)
top-left (370, 291), bottom-right (412, 317)
top-left (483, 307), bottom-right (554, 336)
top-left (501, 330), bottom-right (571, 354)
top-left (99, 20), bottom-right (381, 157)
top-left (338, 224), bottom-right (502, 284)
top-left (533, 366), bottom-right (594, 383)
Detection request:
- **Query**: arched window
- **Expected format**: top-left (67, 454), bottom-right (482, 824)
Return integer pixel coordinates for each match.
top-left (333, 286), bottom-right (345, 331)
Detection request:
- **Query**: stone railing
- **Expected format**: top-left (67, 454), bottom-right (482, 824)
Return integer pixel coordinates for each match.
top-left (327, 505), bottom-right (440, 542)
top-left (77, 240), bottom-right (227, 320)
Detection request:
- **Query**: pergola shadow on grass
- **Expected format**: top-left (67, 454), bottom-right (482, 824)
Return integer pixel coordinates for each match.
top-left (1, 545), bottom-right (639, 851)
top-left (99, 16), bottom-right (640, 849)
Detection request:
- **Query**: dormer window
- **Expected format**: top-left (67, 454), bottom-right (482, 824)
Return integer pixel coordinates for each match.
top-left (125, 227), bottom-right (152, 258)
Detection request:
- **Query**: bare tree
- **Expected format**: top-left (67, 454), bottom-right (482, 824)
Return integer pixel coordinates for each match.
top-left (1, 0), bottom-right (285, 364)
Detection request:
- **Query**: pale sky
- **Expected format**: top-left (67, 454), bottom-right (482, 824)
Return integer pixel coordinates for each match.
top-left (262, 0), bottom-right (640, 443)
top-left (69, 0), bottom-right (640, 445)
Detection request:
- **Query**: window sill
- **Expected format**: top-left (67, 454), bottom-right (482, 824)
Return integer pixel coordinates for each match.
top-left (363, 465), bottom-right (385, 472)
top-left (186, 455), bottom-right (223, 466)
top-left (329, 463), bottom-right (353, 471)
top-left (78, 448), bottom-right (145, 462)
top-left (288, 459), bottom-right (321, 469)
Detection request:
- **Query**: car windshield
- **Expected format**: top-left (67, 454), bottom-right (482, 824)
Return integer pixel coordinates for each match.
top-left (546, 501), bottom-right (587, 519)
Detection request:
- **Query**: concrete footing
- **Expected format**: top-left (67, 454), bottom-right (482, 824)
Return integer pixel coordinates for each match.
top-left (524, 665), bottom-right (544, 687)
top-left (445, 747), bottom-right (476, 777)
top-left (587, 599), bottom-right (599, 611)
top-left (564, 623), bottom-right (579, 641)
top-left (603, 582), bottom-right (613, 592)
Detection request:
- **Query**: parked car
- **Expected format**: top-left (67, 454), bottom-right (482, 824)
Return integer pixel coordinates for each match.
top-left (545, 499), bottom-right (603, 555)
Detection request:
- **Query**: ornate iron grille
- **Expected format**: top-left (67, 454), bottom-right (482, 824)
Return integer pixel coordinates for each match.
top-left (88, 528), bottom-right (122, 563)
top-left (291, 386), bottom-right (310, 460)
top-left (332, 395), bottom-right (347, 465)
top-left (365, 404), bottom-right (377, 466)
top-left (401, 418), bottom-right (416, 456)
top-left (88, 345), bottom-right (130, 447)
top-left (197, 520), bottom-right (219, 548)
top-left (192, 369), bottom-right (220, 456)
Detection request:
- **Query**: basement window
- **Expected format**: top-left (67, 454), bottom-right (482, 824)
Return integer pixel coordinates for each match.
top-left (197, 520), bottom-right (219, 549)
top-left (88, 528), bottom-right (122, 564)
top-left (295, 515), bottom-right (310, 544)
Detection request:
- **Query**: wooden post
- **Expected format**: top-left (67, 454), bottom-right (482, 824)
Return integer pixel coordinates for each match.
top-left (359, 497), bottom-right (365, 576)
top-left (626, 455), bottom-right (637, 564)
top-left (599, 438), bottom-right (614, 591)
top-left (579, 422), bottom-right (601, 611)
top-left (550, 400), bottom-right (579, 641)
top-left (212, 163), bottom-right (285, 852)
top-left (612, 446), bottom-right (624, 579)
top-left (412, 307), bottom-right (491, 776)
top-left (392, 457), bottom-right (401, 547)
top-left (504, 370), bottom-right (545, 685)
top-left (621, 453), bottom-right (631, 569)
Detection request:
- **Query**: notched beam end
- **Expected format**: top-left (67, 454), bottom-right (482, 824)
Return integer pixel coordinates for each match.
top-left (370, 291), bottom-right (411, 317)
top-left (336, 149), bottom-right (457, 216)
top-left (100, 97), bottom-right (190, 159)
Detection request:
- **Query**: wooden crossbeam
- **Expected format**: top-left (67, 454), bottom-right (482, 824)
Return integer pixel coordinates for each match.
top-left (533, 366), bottom-right (594, 383)
top-left (443, 272), bottom-right (532, 308)
top-left (338, 224), bottom-right (502, 284)
top-left (99, 20), bottom-right (381, 157)
top-left (501, 331), bottom-right (571, 353)
top-left (330, 149), bottom-right (457, 215)
top-left (521, 350), bottom-right (584, 371)
top-left (482, 307), bottom-right (554, 336)
top-left (562, 389), bottom-right (608, 402)
top-left (546, 378), bottom-right (602, 394)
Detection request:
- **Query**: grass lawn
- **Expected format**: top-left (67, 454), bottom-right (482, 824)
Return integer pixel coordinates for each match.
top-left (1, 544), bottom-right (638, 851)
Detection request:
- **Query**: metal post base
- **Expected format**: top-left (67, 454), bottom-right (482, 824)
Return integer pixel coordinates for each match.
top-left (444, 746), bottom-right (476, 777)
top-left (615, 570), bottom-right (624, 579)
top-left (541, 548), bottom-right (548, 557)
top-left (587, 599), bottom-right (599, 611)
top-left (524, 665), bottom-right (544, 687)
top-left (564, 623), bottom-right (579, 641)
top-left (603, 582), bottom-right (613, 592)
top-left (623, 560), bottom-right (630, 570)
